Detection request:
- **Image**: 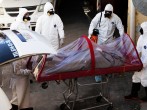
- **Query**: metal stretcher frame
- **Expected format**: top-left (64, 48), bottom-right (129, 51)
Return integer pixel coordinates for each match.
top-left (59, 77), bottom-right (113, 110)
top-left (35, 35), bottom-right (143, 82)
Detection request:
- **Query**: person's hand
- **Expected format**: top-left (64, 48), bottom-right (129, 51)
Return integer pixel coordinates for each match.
top-left (20, 69), bottom-right (32, 75)
top-left (60, 38), bottom-right (64, 46)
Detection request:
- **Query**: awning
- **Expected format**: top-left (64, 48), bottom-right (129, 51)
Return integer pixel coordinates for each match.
top-left (0, 30), bottom-right (57, 65)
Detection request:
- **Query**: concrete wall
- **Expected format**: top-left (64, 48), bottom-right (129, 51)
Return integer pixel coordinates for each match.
top-left (127, 0), bottom-right (147, 44)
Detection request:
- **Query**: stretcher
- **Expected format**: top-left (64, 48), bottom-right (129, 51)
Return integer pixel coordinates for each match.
top-left (0, 30), bottom-right (142, 81)
top-left (32, 34), bottom-right (142, 82)
top-left (0, 30), bottom-right (143, 110)
top-left (31, 33), bottom-right (142, 110)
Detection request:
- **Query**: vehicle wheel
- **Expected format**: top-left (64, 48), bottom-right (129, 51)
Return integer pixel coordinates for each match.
top-left (60, 103), bottom-right (70, 110)
top-left (96, 96), bottom-right (102, 102)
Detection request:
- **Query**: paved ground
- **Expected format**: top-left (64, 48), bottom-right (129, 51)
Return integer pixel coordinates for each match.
top-left (1, 0), bottom-right (147, 109)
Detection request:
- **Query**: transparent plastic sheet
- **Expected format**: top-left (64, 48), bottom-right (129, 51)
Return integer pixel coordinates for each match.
top-left (38, 34), bottom-right (142, 77)
top-left (44, 37), bottom-right (91, 74)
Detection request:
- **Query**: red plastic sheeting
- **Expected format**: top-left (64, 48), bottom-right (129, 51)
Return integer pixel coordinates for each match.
top-left (33, 34), bottom-right (143, 82)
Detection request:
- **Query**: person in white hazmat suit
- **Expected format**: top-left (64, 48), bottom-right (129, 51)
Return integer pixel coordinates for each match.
top-left (35, 2), bottom-right (65, 50)
top-left (10, 58), bottom-right (33, 110)
top-left (88, 4), bottom-right (124, 82)
top-left (88, 3), bottom-right (124, 44)
top-left (10, 8), bottom-right (31, 30)
top-left (9, 8), bottom-right (33, 110)
top-left (124, 22), bottom-right (147, 102)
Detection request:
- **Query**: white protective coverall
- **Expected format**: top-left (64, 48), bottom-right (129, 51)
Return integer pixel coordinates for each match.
top-left (132, 22), bottom-right (147, 87)
top-left (88, 4), bottom-right (124, 44)
top-left (10, 58), bottom-right (32, 109)
top-left (9, 8), bottom-right (32, 109)
top-left (35, 2), bottom-right (64, 50)
top-left (0, 87), bottom-right (12, 110)
top-left (10, 8), bottom-right (30, 30)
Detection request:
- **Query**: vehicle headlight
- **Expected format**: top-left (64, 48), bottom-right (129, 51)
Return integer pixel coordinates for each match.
top-left (38, 4), bottom-right (44, 12)
top-left (0, 7), bottom-right (4, 15)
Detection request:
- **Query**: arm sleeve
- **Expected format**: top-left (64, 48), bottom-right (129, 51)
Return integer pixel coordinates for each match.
top-left (13, 60), bottom-right (31, 76)
top-left (115, 16), bottom-right (124, 36)
top-left (35, 17), bottom-right (42, 34)
top-left (88, 13), bottom-right (100, 38)
top-left (136, 35), bottom-right (142, 53)
top-left (56, 15), bottom-right (64, 39)
top-left (10, 22), bottom-right (17, 30)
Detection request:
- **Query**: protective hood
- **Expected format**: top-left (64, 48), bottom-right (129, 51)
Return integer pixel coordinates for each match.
top-left (16, 8), bottom-right (28, 22)
top-left (44, 2), bottom-right (55, 15)
top-left (141, 22), bottom-right (147, 34)
top-left (104, 4), bottom-right (113, 12)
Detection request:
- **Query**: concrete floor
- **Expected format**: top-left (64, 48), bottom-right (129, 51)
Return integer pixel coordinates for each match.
top-left (1, 67), bottom-right (147, 110)
top-left (1, 1), bottom-right (147, 109)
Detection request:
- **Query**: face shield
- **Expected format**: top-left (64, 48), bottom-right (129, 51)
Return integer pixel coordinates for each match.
top-left (104, 10), bottom-right (112, 18)
top-left (23, 12), bottom-right (31, 22)
top-left (47, 9), bottom-right (55, 16)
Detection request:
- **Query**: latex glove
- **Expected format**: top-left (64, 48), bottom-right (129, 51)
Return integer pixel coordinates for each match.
top-left (20, 69), bottom-right (32, 75)
top-left (60, 38), bottom-right (64, 46)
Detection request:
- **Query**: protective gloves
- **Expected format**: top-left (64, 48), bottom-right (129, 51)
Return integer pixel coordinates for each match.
top-left (20, 69), bottom-right (32, 75)
top-left (60, 38), bottom-right (64, 46)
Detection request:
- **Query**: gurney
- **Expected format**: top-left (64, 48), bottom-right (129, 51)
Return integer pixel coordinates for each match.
top-left (0, 30), bottom-right (142, 82)
top-left (0, 30), bottom-right (143, 110)
top-left (33, 34), bottom-right (142, 82)
top-left (31, 33), bottom-right (142, 110)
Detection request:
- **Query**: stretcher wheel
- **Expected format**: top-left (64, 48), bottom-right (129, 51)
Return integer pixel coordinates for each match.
top-left (133, 104), bottom-right (140, 110)
top-left (30, 79), bottom-right (33, 84)
top-left (96, 96), bottom-right (102, 102)
top-left (107, 104), bottom-right (113, 110)
top-left (41, 82), bottom-right (48, 89)
top-left (60, 103), bottom-right (70, 110)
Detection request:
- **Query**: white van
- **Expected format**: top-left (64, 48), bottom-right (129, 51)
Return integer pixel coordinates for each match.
top-left (0, 0), bottom-right (56, 30)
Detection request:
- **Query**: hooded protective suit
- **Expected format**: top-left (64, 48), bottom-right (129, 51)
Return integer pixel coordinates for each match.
top-left (10, 8), bottom-right (30, 30)
top-left (9, 9), bottom-right (32, 109)
top-left (132, 22), bottom-right (147, 87)
top-left (35, 2), bottom-right (64, 50)
top-left (88, 4), bottom-right (124, 44)
top-left (10, 58), bottom-right (32, 109)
